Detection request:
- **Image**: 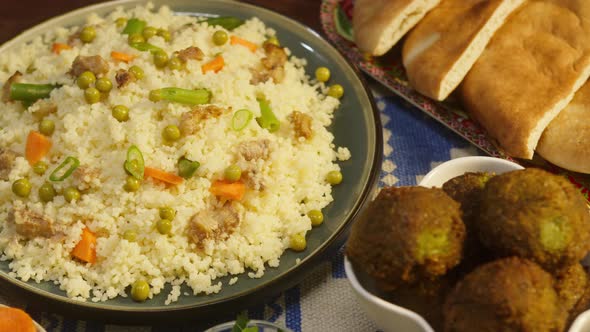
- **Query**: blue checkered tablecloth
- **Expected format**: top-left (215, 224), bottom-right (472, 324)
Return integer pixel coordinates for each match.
top-left (0, 84), bottom-right (482, 331)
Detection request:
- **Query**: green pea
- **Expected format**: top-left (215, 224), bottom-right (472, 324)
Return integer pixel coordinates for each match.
top-left (38, 182), bottom-right (56, 203)
top-left (80, 26), bottom-right (96, 43)
top-left (315, 67), bottom-right (330, 83)
top-left (308, 209), bottom-right (324, 226)
top-left (115, 17), bottom-right (127, 28)
top-left (212, 30), bottom-right (228, 46)
top-left (326, 170), bottom-right (343, 185)
top-left (327, 84), bottom-right (344, 99)
top-left (128, 33), bottom-right (145, 45)
top-left (12, 178), bottom-right (31, 198)
top-left (123, 230), bottom-right (137, 242)
top-left (153, 50), bottom-right (169, 68)
top-left (148, 90), bottom-right (162, 102)
top-left (112, 105), bottom-right (129, 122)
top-left (159, 207), bottom-right (176, 221)
top-left (39, 119), bottom-right (55, 136)
top-left (142, 26), bottom-right (158, 40)
top-left (157, 29), bottom-right (171, 42)
top-left (223, 164), bottom-right (242, 182)
top-left (156, 219), bottom-right (172, 235)
top-left (162, 124), bottom-right (180, 142)
top-left (130, 280), bottom-right (150, 302)
top-left (33, 161), bottom-right (48, 175)
top-left (84, 87), bottom-right (101, 104)
top-left (124, 176), bottom-right (141, 192)
top-left (289, 233), bottom-right (306, 252)
top-left (128, 65), bottom-right (144, 80)
top-left (77, 71), bottom-right (96, 89)
top-left (167, 57), bottom-right (183, 70)
top-left (266, 36), bottom-right (280, 46)
top-left (95, 77), bottom-right (113, 93)
top-left (64, 186), bottom-right (81, 202)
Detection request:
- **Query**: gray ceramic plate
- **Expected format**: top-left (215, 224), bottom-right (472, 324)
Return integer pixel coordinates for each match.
top-left (0, 0), bottom-right (382, 320)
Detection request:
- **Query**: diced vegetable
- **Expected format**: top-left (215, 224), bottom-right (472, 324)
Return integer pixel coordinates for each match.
top-left (230, 36), bottom-right (257, 52)
top-left (124, 145), bottom-right (145, 180)
top-left (52, 43), bottom-right (72, 54)
top-left (80, 26), bottom-right (96, 43)
top-left (231, 109), bottom-right (253, 131)
top-left (64, 186), bottom-right (81, 202)
top-left (210, 180), bottom-right (245, 201)
top-left (111, 51), bottom-right (136, 63)
top-left (204, 16), bottom-right (245, 31)
top-left (12, 178), bottom-right (31, 198)
top-left (49, 156), bottom-right (80, 181)
top-left (201, 55), bottom-right (225, 74)
top-left (149, 87), bottom-right (211, 105)
top-left (162, 125), bottom-right (181, 142)
top-left (128, 33), bottom-right (145, 44)
top-left (256, 98), bottom-right (280, 132)
top-left (178, 157), bottom-right (200, 179)
top-left (25, 131), bottom-right (52, 165)
top-left (142, 26), bottom-right (158, 40)
top-left (212, 30), bottom-right (229, 45)
top-left (10, 83), bottom-right (57, 102)
top-left (129, 42), bottom-right (163, 53)
top-left (327, 84), bottom-right (344, 99)
top-left (122, 18), bottom-right (147, 35)
top-left (157, 29), bottom-right (171, 42)
top-left (144, 166), bottom-right (184, 185)
top-left (71, 227), bottom-right (97, 264)
top-left (153, 50), bottom-right (169, 68)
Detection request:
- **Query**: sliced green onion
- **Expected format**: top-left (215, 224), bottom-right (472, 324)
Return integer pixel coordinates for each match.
top-left (256, 98), bottom-right (280, 133)
top-left (178, 157), bottom-right (200, 179)
top-left (124, 145), bottom-right (145, 180)
top-left (203, 16), bottom-right (244, 31)
top-left (231, 109), bottom-right (253, 131)
top-left (149, 88), bottom-right (211, 105)
top-left (130, 42), bottom-right (163, 53)
top-left (10, 83), bottom-right (57, 102)
top-left (49, 156), bottom-right (80, 182)
top-left (122, 18), bottom-right (147, 35)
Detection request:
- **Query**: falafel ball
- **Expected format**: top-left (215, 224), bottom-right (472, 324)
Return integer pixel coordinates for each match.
top-left (554, 263), bottom-right (588, 315)
top-left (443, 257), bottom-right (567, 332)
top-left (346, 186), bottom-right (465, 291)
top-left (478, 168), bottom-right (590, 271)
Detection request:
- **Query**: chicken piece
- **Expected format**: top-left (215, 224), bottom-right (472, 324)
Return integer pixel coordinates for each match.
top-left (289, 111), bottom-right (313, 139)
top-left (73, 166), bottom-right (101, 190)
top-left (176, 46), bottom-right (204, 62)
top-left (115, 69), bottom-right (136, 88)
top-left (179, 105), bottom-right (226, 136)
top-left (2, 71), bottom-right (22, 102)
top-left (67, 30), bottom-right (81, 45)
top-left (69, 55), bottom-right (110, 77)
top-left (8, 205), bottom-right (55, 239)
top-left (187, 203), bottom-right (240, 248)
top-left (0, 149), bottom-right (19, 181)
top-left (249, 42), bottom-right (288, 85)
top-left (30, 99), bottom-right (57, 120)
top-left (238, 139), bottom-right (271, 161)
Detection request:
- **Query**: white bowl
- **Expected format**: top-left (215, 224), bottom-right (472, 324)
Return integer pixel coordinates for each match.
top-left (345, 156), bottom-right (529, 332)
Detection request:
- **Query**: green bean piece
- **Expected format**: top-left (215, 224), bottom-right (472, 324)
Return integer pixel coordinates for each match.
top-left (153, 50), bottom-right (169, 68)
top-left (204, 16), bottom-right (245, 31)
top-left (162, 124), bottom-right (181, 142)
top-left (142, 26), bottom-right (158, 40)
top-left (124, 176), bottom-right (141, 192)
top-left (33, 161), bottom-right (48, 175)
top-left (84, 87), bottom-right (101, 104)
top-left (315, 67), bottom-right (330, 83)
top-left (128, 33), bottom-right (145, 45)
top-left (148, 88), bottom-right (211, 105)
top-left (38, 182), bottom-right (56, 203)
top-left (63, 186), bottom-right (81, 202)
top-left (159, 207), bottom-right (176, 221)
top-left (80, 26), bottom-right (96, 43)
top-left (49, 156), bottom-right (80, 181)
top-left (77, 71), bottom-right (96, 89)
top-left (168, 57), bottom-right (183, 70)
top-left (266, 36), bottom-right (280, 46)
top-left (115, 17), bottom-right (127, 28)
top-left (231, 109), bottom-right (253, 131)
top-left (327, 84), bottom-right (344, 99)
top-left (112, 105), bottom-right (130, 122)
top-left (156, 219), bottom-right (172, 235)
top-left (124, 145), bottom-right (144, 180)
top-left (10, 83), bottom-right (57, 102)
top-left (129, 42), bottom-right (162, 53)
top-left (123, 230), bottom-right (137, 242)
top-left (308, 210), bottom-right (324, 226)
top-left (256, 98), bottom-right (280, 133)
top-left (122, 18), bottom-right (147, 35)
top-left (326, 170), bottom-right (343, 185)
top-left (12, 178), bottom-right (31, 198)
top-left (130, 280), bottom-right (150, 302)
top-left (224, 164), bottom-right (242, 182)
top-left (128, 66), bottom-right (144, 80)
top-left (157, 29), bottom-right (171, 42)
top-left (39, 119), bottom-right (55, 136)
top-left (178, 157), bottom-right (200, 179)
top-left (95, 77), bottom-right (113, 93)
top-left (212, 30), bottom-right (228, 46)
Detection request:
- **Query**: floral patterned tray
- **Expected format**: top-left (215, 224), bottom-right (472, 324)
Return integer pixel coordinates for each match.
top-left (320, 0), bottom-right (590, 202)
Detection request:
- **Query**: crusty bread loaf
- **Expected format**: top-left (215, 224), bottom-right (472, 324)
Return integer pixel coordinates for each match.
top-left (460, 0), bottom-right (590, 159)
top-left (537, 81), bottom-right (590, 174)
top-left (353, 0), bottom-right (441, 56)
top-left (403, 0), bottom-right (524, 101)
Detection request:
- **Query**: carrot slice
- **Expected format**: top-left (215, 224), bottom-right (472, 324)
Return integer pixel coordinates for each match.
top-left (71, 227), bottom-right (97, 264)
top-left (111, 51), bottom-right (136, 63)
top-left (144, 166), bottom-right (184, 185)
top-left (210, 180), bottom-right (245, 201)
top-left (201, 55), bottom-right (225, 74)
top-left (0, 307), bottom-right (36, 332)
top-left (230, 36), bottom-right (257, 52)
top-left (52, 43), bottom-right (72, 54)
top-left (25, 131), bottom-right (52, 166)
